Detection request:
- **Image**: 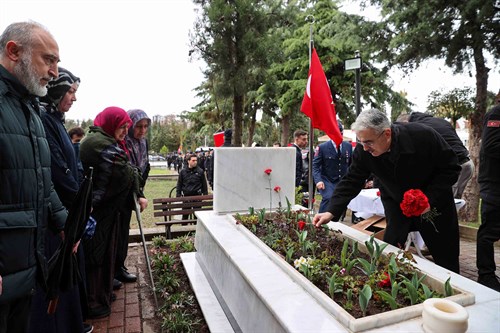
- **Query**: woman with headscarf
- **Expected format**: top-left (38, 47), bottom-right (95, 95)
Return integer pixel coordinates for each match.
top-left (115, 109), bottom-right (151, 284)
top-left (80, 106), bottom-right (142, 318)
top-left (28, 67), bottom-right (92, 333)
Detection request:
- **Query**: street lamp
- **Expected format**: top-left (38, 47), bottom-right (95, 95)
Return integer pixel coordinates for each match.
top-left (344, 50), bottom-right (362, 116)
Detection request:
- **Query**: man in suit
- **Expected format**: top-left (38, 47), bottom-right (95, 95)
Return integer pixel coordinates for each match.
top-left (292, 129), bottom-right (308, 188)
top-left (312, 122), bottom-right (352, 213)
top-left (313, 109), bottom-right (461, 273)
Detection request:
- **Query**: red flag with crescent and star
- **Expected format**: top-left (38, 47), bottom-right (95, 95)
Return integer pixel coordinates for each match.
top-left (300, 48), bottom-right (342, 146)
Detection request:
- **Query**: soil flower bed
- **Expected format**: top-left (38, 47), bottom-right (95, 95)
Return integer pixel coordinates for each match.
top-left (234, 205), bottom-right (453, 319)
top-left (149, 235), bottom-right (209, 333)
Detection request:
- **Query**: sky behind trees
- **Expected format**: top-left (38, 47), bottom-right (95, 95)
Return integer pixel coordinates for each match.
top-left (1, 0), bottom-right (499, 121)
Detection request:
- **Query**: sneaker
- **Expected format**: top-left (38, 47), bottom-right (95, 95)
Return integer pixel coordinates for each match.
top-left (478, 274), bottom-right (500, 292)
top-left (83, 323), bottom-right (94, 333)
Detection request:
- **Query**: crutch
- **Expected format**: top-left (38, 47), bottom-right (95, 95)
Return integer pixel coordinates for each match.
top-left (133, 192), bottom-right (158, 308)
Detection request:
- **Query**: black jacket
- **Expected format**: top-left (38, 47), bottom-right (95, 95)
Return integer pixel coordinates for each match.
top-left (327, 123), bottom-right (460, 251)
top-left (478, 104), bottom-right (500, 203)
top-left (408, 112), bottom-right (469, 164)
top-left (177, 166), bottom-right (208, 197)
top-left (0, 65), bottom-right (67, 304)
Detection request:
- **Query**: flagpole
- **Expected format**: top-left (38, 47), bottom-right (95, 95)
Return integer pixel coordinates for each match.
top-left (306, 15), bottom-right (314, 213)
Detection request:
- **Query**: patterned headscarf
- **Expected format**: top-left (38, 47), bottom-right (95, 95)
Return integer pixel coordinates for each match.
top-left (94, 106), bottom-right (132, 156)
top-left (126, 109), bottom-right (151, 173)
top-left (40, 67), bottom-right (80, 106)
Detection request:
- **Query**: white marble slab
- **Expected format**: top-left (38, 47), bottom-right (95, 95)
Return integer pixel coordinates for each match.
top-left (213, 147), bottom-right (296, 214)
top-left (180, 253), bottom-right (235, 333)
top-left (193, 210), bottom-right (500, 332)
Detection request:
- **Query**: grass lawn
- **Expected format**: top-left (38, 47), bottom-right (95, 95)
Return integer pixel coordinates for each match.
top-left (130, 169), bottom-right (177, 229)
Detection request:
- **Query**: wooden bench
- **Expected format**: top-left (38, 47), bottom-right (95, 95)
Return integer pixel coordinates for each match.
top-left (153, 194), bottom-right (213, 239)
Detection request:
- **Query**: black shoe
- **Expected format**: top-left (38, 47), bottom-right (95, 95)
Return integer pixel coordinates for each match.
top-left (87, 306), bottom-right (110, 319)
top-left (113, 278), bottom-right (123, 290)
top-left (478, 274), bottom-right (500, 292)
top-left (83, 323), bottom-right (94, 333)
top-left (115, 268), bottom-right (137, 283)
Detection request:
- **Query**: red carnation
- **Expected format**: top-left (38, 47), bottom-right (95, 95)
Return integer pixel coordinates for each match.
top-left (400, 189), bottom-right (440, 232)
top-left (400, 189), bottom-right (429, 217)
top-left (298, 220), bottom-right (306, 231)
top-left (264, 168), bottom-right (272, 175)
top-left (378, 272), bottom-right (391, 288)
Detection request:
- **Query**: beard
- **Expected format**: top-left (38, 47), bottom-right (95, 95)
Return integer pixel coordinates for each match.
top-left (13, 50), bottom-right (48, 97)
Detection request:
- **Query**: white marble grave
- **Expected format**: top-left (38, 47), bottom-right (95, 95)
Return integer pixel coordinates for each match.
top-left (181, 148), bottom-right (500, 332)
top-left (213, 147), bottom-right (296, 214)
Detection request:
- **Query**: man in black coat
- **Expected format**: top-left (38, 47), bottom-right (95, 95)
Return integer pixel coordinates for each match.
top-left (477, 104), bottom-right (500, 292)
top-left (398, 112), bottom-right (473, 199)
top-left (292, 129), bottom-right (308, 188)
top-left (313, 109), bottom-right (461, 273)
top-left (176, 154), bottom-right (208, 220)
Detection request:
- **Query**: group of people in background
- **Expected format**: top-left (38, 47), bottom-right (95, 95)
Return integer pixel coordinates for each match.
top-left (0, 21), bottom-right (152, 333)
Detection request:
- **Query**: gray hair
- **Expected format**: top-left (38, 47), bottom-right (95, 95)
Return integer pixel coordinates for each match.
top-left (352, 108), bottom-right (391, 133)
top-left (0, 21), bottom-right (50, 56)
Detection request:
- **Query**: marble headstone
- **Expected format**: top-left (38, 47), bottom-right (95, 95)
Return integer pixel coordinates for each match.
top-left (213, 147), bottom-right (296, 214)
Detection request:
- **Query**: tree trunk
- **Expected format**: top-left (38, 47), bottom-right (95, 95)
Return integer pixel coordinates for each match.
top-left (281, 112), bottom-right (291, 146)
top-left (460, 47), bottom-right (489, 223)
top-left (232, 94), bottom-right (244, 147)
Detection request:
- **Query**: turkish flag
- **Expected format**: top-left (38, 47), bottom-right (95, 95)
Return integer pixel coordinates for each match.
top-left (213, 131), bottom-right (224, 147)
top-left (301, 48), bottom-right (342, 146)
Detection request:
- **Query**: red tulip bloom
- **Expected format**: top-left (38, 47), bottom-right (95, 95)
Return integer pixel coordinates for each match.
top-left (298, 220), bottom-right (306, 231)
top-left (264, 168), bottom-right (272, 175)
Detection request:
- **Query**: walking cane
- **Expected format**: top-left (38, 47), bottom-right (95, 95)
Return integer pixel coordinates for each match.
top-left (133, 192), bottom-right (158, 308)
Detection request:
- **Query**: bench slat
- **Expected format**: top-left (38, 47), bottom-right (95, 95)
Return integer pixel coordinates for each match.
top-left (153, 194), bottom-right (213, 239)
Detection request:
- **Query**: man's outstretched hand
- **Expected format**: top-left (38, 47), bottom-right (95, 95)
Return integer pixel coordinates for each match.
top-left (312, 212), bottom-right (334, 228)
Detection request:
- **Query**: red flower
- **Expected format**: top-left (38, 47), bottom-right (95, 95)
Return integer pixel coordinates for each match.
top-left (298, 220), bottom-right (306, 230)
top-left (376, 190), bottom-right (381, 196)
top-left (274, 186), bottom-right (281, 192)
top-left (264, 168), bottom-right (272, 175)
top-left (378, 272), bottom-right (391, 288)
top-left (400, 189), bottom-right (429, 217)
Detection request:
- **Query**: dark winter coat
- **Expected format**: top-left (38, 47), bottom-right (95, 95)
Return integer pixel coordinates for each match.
top-left (0, 65), bottom-right (67, 304)
top-left (293, 143), bottom-right (304, 188)
top-left (41, 108), bottom-right (81, 209)
top-left (326, 123), bottom-right (461, 272)
top-left (408, 112), bottom-right (469, 164)
top-left (478, 104), bottom-right (500, 204)
top-left (80, 126), bottom-right (140, 265)
top-left (176, 166), bottom-right (208, 197)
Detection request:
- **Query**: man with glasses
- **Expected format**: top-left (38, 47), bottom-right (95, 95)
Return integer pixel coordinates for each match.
top-left (313, 108), bottom-right (462, 273)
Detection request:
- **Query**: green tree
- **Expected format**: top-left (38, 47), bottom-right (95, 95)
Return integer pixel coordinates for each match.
top-left (363, 0), bottom-right (500, 221)
top-left (190, 0), bottom-right (278, 146)
top-left (426, 87), bottom-right (475, 128)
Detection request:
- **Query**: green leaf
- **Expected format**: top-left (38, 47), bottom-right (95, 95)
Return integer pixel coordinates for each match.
top-left (402, 281), bottom-right (418, 305)
top-left (444, 277), bottom-right (454, 297)
top-left (376, 290), bottom-right (398, 310)
top-left (421, 283), bottom-right (434, 299)
top-left (359, 285), bottom-right (372, 316)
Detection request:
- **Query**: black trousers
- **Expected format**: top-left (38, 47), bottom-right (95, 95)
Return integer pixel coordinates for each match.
top-left (115, 209), bottom-right (133, 273)
top-left (477, 200), bottom-right (500, 277)
top-left (0, 295), bottom-right (32, 333)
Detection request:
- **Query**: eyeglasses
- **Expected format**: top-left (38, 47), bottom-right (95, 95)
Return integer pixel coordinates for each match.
top-left (356, 131), bottom-right (385, 148)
